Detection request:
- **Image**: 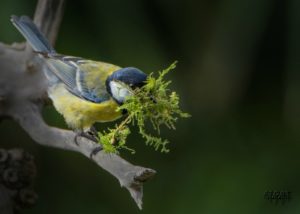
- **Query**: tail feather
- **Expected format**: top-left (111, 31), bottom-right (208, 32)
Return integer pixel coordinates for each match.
top-left (11, 15), bottom-right (55, 54)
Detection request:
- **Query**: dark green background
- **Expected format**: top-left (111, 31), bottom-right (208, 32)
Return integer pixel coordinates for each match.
top-left (1, 0), bottom-right (300, 213)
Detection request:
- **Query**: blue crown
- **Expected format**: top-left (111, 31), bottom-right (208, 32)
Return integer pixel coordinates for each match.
top-left (106, 67), bottom-right (147, 94)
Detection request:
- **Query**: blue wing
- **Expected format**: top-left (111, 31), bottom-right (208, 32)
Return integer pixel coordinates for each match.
top-left (11, 15), bottom-right (121, 103)
top-left (44, 54), bottom-right (121, 103)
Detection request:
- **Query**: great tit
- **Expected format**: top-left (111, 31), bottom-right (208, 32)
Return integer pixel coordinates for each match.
top-left (11, 15), bottom-right (147, 136)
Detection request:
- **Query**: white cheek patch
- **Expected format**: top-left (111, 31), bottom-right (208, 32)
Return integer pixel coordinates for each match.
top-left (110, 81), bottom-right (133, 103)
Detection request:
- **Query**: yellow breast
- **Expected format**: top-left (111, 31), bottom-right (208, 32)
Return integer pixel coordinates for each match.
top-left (49, 84), bottom-right (122, 130)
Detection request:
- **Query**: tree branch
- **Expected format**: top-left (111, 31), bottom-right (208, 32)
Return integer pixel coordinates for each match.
top-left (33, 0), bottom-right (65, 45)
top-left (0, 0), bottom-right (156, 210)
top-left (0, 148), bottom-right (38, 213)
top-left (25, 0), bottom-right (65, 55)
top-left (12, 102), bottom-right (155, 209)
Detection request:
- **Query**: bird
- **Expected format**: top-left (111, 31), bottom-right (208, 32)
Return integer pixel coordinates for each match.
top-left (11, 15), bottom-right (147, 146)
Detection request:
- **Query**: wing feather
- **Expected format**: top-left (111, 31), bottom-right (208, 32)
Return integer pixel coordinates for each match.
top-left (45, 54), bottom-right (121, 103)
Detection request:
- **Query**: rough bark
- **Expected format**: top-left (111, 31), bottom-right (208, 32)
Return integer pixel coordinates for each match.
top-left (0, 149), bottom-right (38, 214)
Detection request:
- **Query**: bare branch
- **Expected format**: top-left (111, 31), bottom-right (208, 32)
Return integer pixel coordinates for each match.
top-left (12, 102), bottom-right (155, 209)
top-left (33, 0), bottom-right (65, 44)
top-left (25, 0), bottom-right (65, 54)
top-left (0, 148), bottom-right (38, 213)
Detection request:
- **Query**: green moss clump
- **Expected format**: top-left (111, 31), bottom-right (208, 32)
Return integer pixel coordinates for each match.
top-left (98, 61), bottom-right (190, 154)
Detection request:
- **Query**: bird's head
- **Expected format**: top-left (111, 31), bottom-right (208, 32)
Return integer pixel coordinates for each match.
top-left (106, 67), bottom-right (147, 104)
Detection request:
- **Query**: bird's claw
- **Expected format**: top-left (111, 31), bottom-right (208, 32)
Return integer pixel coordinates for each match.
top-left (89, 146), bottom-right (103, 158)
top-left (74, 126), bottom-right (99, 145)
top-left (87, 126), bottom-right (98, 137)
top-left (74, 127), bottom-right (103, 157)
top-left (74, 132), bottom-right (99, 146)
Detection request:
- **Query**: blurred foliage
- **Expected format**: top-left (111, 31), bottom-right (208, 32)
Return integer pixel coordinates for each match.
top-left (1, 0), bottom-right (300, 213)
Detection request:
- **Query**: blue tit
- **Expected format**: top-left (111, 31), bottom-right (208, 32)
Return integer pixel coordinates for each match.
top-left (11, 15), bottom-right (147, 133)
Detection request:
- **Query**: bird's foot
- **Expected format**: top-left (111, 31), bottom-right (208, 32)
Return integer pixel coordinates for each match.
top-left (74, 126), bottom-right (99, 145)
top-left (74, 127), bottom-right (103, 158)
top-left (87, 126), bottom-right (98, 138)
top-left (89, 146), bottom-right (103, 158)
top-left (74, 131), bottom-right (98, 145)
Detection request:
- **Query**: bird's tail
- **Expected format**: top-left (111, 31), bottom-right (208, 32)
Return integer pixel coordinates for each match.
top-left (11, 15), bottom-right (56, 54)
